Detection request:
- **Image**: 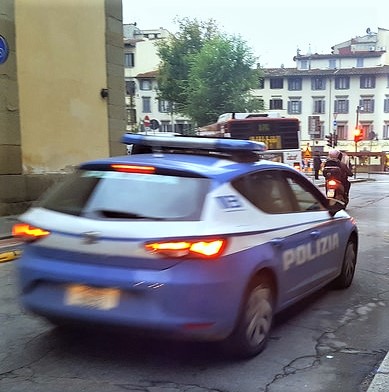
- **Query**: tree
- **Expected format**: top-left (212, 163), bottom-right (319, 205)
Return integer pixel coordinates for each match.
top-left (156, 18), bottom-right (263, 126)
top-left (157, 17), bottom-right (219, 115)
top-left (187, 35), bottom-right (262, 126)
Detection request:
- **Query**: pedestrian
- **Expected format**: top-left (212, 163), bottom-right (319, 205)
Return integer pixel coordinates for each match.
top-left (313, 153), bottom-right (322, 180)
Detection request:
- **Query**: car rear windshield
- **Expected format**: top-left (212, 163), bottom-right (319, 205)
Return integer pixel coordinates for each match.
top-left (38, 169), bottom-right (211, 221)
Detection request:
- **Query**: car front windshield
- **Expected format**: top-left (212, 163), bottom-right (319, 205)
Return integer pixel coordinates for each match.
top-left (38, 170), bottom-right (211, 221)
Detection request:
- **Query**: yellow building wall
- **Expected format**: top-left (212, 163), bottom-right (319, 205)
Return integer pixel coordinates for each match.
top-left (15, 0), bottom-right (109, 172)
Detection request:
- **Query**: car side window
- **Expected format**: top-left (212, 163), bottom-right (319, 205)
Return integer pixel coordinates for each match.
top-left (284, 174), bottom-right (327, 212)
top-left (232, 171), bottom-right (298, 214)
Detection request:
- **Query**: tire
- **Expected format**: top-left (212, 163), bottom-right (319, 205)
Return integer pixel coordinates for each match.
top-left (222, 275), bottom-right (275, 359)
top-left (332, 240), bottom-right (357, 289)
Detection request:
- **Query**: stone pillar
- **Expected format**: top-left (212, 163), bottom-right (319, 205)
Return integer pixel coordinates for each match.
top-left (0, 0), bottom-right (22, 175)
top-left (105, 0), bottom-right (127, 157)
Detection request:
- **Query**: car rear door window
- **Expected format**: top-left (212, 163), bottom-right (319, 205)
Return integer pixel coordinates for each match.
top-left (232, 170), bottom-right (326, 214)
top-left (39, 170), bottom-right (211, 221)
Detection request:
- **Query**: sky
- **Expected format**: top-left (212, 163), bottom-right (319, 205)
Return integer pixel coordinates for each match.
top-left (122, 0), bottom-right (389, 68)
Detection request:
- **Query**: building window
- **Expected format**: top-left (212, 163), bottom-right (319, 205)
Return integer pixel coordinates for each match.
top-left (360, 98), bottom-right (374, 113)
top-left (142, 97), bottom-right (151, 113)
top-left (258, 78), bottom-right (264, 89)
top-left (311, 77), bottom-right (326, 90)
top-left (125, 80), bottom-right (135, 96)
top-left (126, 107), bottom-right (136, 124)
top-left (360, 75), bottom-right (376, 89)
top-left (360, 123), bottom-right (373, 139)
top-left (124, 53), bottom-right (134, 67)
top-left (140, 79), bottom-right (152, 90)
top-left (313, 99), bottom-right (325, 114)
top-left (300, 60), bottom-right (308, 70)
top-left (288, 99), bottom-right (302, 114)
top-left (356, 58), bottom-right (364, 67)
top-left (334, 99), bottom-right (349, 114)
top-left (288, 77), bottom-right (302, 91)
top-left (158, 99), bottom-right (171, 113)
top-left (329, 59), bottom-right (336, 69)
top-left (384, 122), bottom-right (389, 139)
top-left (336, 124), bottom-right (347, 140)
top-left (335, 76), bottom-right (350, 90)
top-left (269, 98), bottom-right (283, 110)
top-left (384, 97), bottom-right (389, 113)
top-left (270, 78), bottom-right (284, 89)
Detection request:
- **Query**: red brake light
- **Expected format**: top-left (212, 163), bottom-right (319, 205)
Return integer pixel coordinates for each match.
top-left (12, 223), bottom-right (50, 242)
top-left (145, 239), bottom-right (227, 259)
top-left (111, 164), bottom-right (155, 174)
top-left (327, 179), bottom-right (337, 186)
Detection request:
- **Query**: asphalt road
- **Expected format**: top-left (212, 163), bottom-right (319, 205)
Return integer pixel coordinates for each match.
top-left (0, 174), bottom-right (388, 392)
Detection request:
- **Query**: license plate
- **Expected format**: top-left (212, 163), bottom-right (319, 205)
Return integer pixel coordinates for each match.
top-left (64, 284), bottom-right (120, 310)
top-left (327, 189), bottom-right (335, 198)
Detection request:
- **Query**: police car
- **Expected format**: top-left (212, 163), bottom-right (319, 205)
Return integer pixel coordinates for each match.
top-left (14, 135), bottom-right (358, 358)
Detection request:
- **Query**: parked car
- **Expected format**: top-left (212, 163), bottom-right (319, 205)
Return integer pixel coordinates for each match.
top-left (13, 134), bottom-right (358, 358)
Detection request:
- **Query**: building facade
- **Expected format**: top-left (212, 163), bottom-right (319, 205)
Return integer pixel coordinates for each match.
top-left (123, 23), bottom-right (193, 134)
top-left (0, 0), bottom-right (126, 215)
top-left (122, 24), bottom-right (389, 167)
top-left (255, 27), bottom-right (389, 162)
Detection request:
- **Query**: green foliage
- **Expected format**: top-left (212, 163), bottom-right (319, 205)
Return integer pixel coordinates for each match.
top-left (156, 17), bottom-right (263, 126)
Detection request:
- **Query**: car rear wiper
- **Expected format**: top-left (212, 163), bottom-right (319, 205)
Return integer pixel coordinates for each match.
top-left (95, 209), bottom-right (167, 220)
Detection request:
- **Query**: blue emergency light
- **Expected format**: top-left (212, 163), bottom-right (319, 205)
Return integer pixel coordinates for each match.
top-left (121, 133), bottom-right (267, 153)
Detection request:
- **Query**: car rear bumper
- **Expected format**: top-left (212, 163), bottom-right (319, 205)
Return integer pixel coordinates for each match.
top-left (18, 252), bottom-right (245, 341)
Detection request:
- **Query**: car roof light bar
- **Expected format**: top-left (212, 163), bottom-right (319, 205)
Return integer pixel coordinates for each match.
top-left (121, 134), bottom-right (267, 154)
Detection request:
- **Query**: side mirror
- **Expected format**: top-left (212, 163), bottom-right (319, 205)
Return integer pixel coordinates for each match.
top-left (327, 198), bottom-right (346, 216)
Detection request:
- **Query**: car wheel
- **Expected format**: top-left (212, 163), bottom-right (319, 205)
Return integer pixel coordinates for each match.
top-left (222, 275), bottom-right (274, 358)
top-left (332, 240), bottom-right (357, 289)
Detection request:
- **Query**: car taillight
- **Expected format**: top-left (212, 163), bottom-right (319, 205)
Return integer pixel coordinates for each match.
top-left (327, 179), bottom-right (337, 186)
top-left (111, 164), bottom-right (155, 174)
top-left (145, 239), bottom-right (227, 259)
top-left (12, 223), bottom-right (50, 242)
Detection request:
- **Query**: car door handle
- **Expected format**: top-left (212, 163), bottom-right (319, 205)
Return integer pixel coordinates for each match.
top-left (271, 238), bottom-right (284, 247)
top-left (310, 230), bottom-right (321, 239)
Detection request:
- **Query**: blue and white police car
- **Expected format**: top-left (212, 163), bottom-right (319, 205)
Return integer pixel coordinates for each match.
top-left (14, 135), bottom-right (358, 358)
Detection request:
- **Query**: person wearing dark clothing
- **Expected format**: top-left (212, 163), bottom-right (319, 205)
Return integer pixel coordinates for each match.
top-left (313, 154), bottom-right (322, 180)
top-left (323, 149), bottom-right (353, 199)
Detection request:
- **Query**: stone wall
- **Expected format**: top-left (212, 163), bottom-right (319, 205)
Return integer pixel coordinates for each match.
top-left (0, 0), bottom-right (22, 175)
top-left (0, 173), bottom-right (69, 216)
top-left (0, 0), bottom-right (125, 216)
top-left (105, 0), bottom-right (127, 157)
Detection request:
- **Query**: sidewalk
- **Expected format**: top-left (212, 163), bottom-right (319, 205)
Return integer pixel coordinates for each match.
top-left (367, 353), bottom-right (389, 391)
top-left (0, 215), bottom-right (22, 263)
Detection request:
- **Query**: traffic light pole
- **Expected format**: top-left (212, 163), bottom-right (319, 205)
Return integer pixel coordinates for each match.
top-left (354, 140), bottom-right (357, 179)
top-left (354, 105), bottom-right (361, 179)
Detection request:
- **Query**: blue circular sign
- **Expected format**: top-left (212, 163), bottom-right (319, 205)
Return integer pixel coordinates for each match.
top-left (0, 35), bottom-right (10, 64)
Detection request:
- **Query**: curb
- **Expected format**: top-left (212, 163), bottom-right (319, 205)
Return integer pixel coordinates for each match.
top-left (367, 351), bottom-right (389, 391)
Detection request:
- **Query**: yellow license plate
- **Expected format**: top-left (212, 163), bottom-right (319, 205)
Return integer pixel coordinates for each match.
top-left (64, 284), bottom-right (120, 310)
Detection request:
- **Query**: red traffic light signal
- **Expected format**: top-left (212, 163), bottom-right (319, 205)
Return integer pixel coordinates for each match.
top-left (354, 128), bottom-right (363, 143)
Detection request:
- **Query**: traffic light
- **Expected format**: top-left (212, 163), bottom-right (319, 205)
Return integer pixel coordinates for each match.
top-left (354, 128), bottom-right (363, 143)
top-left (325, 133), bottom-right (333, 147)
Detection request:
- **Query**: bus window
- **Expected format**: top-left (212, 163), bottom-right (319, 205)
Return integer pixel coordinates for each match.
top-left (197, 113), bottom-right (302, 169)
